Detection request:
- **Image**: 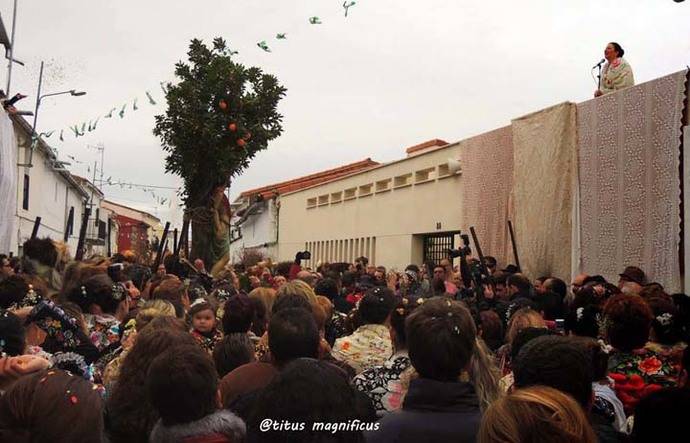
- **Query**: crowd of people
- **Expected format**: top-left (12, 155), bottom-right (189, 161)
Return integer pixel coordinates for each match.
top-left (0, 237), bottom-right (688, 442)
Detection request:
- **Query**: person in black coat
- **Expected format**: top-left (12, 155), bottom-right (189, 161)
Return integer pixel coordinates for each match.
top-left (366, 298), bottom-right (481, 443)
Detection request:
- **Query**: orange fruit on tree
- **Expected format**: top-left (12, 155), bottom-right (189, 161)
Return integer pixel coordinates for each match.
top-left (219, 100), bottom-right (228, 110)
top-left (244, 131), bottom-right (251, 140)
top-left (236, 138), bottom-right (246, 147)
top-left (228, 122), bottom-right (237, 132)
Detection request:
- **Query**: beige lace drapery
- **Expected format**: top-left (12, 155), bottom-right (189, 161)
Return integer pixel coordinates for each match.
top-left (577, 70), bottom-right (687, 292)
top-left (510, 102), bottom-right (578, 281)
top-left (458, 126), bottom-right (514, 267)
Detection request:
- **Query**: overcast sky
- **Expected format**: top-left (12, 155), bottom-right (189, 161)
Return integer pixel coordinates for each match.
top-left (2, 0), bottom-right (689, 227)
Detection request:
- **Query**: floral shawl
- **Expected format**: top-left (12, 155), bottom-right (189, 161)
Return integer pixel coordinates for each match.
top-left (601, 57), bottom-right (634, 95)
top-left (352, 351), bottom-right (412, 417)
top-left (607, 342), bottom-right (681, 414)
top-left (332, 324), bottom-right (393, 374)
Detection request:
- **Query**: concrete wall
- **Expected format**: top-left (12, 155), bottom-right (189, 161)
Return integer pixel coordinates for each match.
top-left (277, 142), bottom-right (464, 270)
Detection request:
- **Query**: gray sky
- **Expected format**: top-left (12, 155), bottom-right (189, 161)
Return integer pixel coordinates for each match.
top-left (3, 0), bottom-right (689, 227)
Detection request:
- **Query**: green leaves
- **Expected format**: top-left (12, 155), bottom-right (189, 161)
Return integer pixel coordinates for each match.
top-left (153, 38), bottom-right (287, 206)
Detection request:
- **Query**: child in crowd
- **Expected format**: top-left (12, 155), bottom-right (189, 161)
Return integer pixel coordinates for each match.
top-left (189, 297), bottom-right (223, 354)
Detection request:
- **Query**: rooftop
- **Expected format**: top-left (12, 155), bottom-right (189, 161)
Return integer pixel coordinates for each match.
top-left (239, 158), bottom-right (380, 200)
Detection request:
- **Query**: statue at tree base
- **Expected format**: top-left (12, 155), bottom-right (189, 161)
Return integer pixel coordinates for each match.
top-left (191, 185), bottom-right (231, 270)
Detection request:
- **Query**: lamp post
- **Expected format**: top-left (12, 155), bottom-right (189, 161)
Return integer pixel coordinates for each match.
top-left (21, 60), bottom-right (86, 167)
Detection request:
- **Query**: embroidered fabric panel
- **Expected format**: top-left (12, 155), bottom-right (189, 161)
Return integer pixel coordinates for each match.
top-left (458, 126), bottom-right (514, 267)
top-left (577, 70), bottom-right (687, 292)
top-left (511, 102), bottom-right (578, 281)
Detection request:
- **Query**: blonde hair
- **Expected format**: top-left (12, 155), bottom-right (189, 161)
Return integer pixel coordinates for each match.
top-left (275, 280), bottom-right (325, 332)
top-left (276, 280), bottom-right (318, 305)
top-left (470, 338), bottom-right (503, 412)
top-left (135, 299), bottom-right (176, 331)
top-left (506, 308), bottom-right (546, 344)
top-left (248, 287), bottom-right (276, 314)
top-left (478, 385), bottom-right (597, 443)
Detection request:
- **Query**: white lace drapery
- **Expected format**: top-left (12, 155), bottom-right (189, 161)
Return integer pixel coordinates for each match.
top-left (577, 70), bottom-right (687, 292)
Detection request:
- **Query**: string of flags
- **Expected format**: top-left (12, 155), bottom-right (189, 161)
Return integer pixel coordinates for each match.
top-left (253, 4), bottom-right (357, 54)
top-left (33, 3), bottom-right (364, 148)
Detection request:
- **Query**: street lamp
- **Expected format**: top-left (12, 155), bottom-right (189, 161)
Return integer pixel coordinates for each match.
top-left (21, 60), bottom-right (86, 167)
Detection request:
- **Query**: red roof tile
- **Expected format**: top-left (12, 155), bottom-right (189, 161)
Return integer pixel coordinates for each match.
top-left (240, 158), bottom-right (379, 199)
top-left (405, 139), bottom-right (449, 155)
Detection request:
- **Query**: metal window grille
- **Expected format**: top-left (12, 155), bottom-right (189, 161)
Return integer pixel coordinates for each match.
top-left (423, 233), bottom-right (455, 266)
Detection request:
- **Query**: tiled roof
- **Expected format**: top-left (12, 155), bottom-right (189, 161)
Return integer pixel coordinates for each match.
top-left (405, 139), bottom-right (449, 155)
top-left (239, 158), bottom-right (379, 199)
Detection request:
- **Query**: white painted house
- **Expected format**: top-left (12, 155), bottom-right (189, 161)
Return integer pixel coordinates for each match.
top-left (229, 159), bottom-right (379, 263)
top-left (7, 111), bottom-right (91, 256)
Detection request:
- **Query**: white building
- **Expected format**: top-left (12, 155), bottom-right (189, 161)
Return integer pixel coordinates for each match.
top-left (229, 158), bottom-right (379, 263)
top-left (276, 140), bottom-right (467, 270)
top-left (5, 110), bottom-right (91, 256)
top-left (73, 175), bottom-right (111, 258)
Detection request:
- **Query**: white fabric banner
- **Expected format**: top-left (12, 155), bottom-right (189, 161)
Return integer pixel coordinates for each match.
top-left (0, 109), bottom-right (17, 253)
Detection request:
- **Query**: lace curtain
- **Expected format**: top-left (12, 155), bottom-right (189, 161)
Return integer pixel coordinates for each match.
top-left (458, 126), bottom-right (514, 267)
top-left (511, 102), bottom-right (578, 281)
top-left (576, 70), bottom-right (687, 292)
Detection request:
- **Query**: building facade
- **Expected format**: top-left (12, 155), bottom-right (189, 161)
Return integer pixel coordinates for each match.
top-left (101, 200), bottom-right (161, 261)
top-left (7, 111), bottom-right (90, 256)
top-left (229, 158), bottom-right (380, 263)
top-left (277, 140), bottom-right (465, 270)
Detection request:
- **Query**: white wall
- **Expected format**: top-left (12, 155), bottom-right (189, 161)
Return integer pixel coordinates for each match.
top-left (278, 143), bottom-right (464, 270)
top-left (229, 199), bottom-right (279, 262)
top-left (13, 128), bottom-right (86, 255)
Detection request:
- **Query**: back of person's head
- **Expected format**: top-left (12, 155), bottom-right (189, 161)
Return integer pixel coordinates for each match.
top-left (222, 292), bottom-right (254, 334)
top-left (0, 369), bottom-right (104, 443)
top-left (647, 296), bottom-right (682, 345)
top-left (510, 327), bottom-right (557, 362)
top-left (22, 237), bottom-right (58, 267)
top-left (0, 274), bottom-right (39, 309)
top-left (68, 273), bottom-right (122, 314)
top-left (358, 286), bottom-right (395, 325)
top-left (406, 297), bottom-right (477, 381)
top-left (513, 335), bottom-right (593, 408)
top-left (314, 278), bottom-right (338, 300)
top-left (268, 308), bottom-right (319, 366)
top-left (147, 345), bottom-right (226, 427)
top-left (107, 327), bottom-right (197, 439)
top-left (544, 277), bottom-right (567, 299)
top-left (389, 299), bottom-right (420, 351)
top-left (213, 332), bottom-right (256, 378)
top-left (507, 273), bottom-right (531, 292)
top-left (633, 387), bottom-right (690, 443)
top-left (506, 307), bottom-right (545, 344)
top-left (564, 304), bottom-right (601, 338)
top-left (248, 287), bottom-right (275, 336)
top-left (141, 315), bottom-right (188, 333)
top-left (479, 310), bottom-right (504, 351)
top-left (271, 291), bottom-right (312, 314)
top-left (135, 299), bottom-right (177, 331)
top-left (151, 277), bottom-right (186, 317)
top-left (0, 310), bottom-right (25, 356)
top-left (603, 294), bottom-right (653, 352)
top-left (478, 385), bottom-right (597, 443)
top-left (276, 279), bottom-right (317, 304)
top-left (341, 271), bottom-right (358, 289)
top-left (247, 358), bottom-right (372, 442)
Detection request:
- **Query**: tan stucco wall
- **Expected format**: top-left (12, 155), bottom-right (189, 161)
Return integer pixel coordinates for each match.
top-left (277, 143), bottom-right (464, 270)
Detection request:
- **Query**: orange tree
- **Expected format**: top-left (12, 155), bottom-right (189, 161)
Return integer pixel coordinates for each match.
top-left (154, 38), bottom-right (286, 266)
